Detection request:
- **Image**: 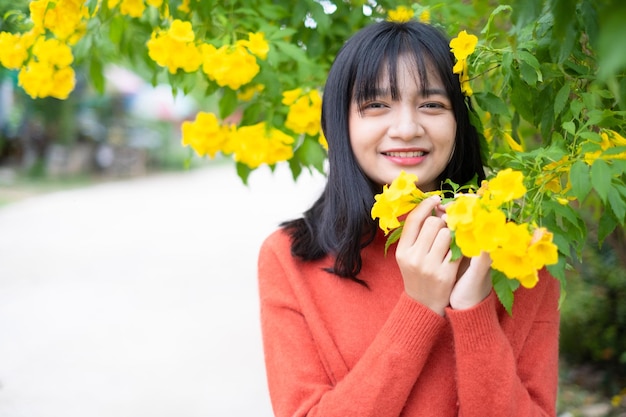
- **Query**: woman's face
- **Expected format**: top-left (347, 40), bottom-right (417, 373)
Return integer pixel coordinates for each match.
top-left (348, 56), bottom-right (456, 191)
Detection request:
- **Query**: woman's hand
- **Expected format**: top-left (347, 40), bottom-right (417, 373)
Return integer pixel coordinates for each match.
top-left (449, 252), bottom-right (492, 311)
top-left (395, 196), bottom-right (461, 315)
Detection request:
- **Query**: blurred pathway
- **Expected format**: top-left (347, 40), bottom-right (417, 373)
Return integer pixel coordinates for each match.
top-left (0, 163), bottom-right (326, 417)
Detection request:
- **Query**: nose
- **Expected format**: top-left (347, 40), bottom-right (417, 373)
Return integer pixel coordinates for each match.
top-left (388, 106), bottom-right (424, 141)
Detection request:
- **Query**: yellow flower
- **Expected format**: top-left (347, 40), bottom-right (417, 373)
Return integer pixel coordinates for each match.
top-left (202, 44), bottom-right (260, 90)
top-left (228, 122), bottom-right (294, 168)
top-left (516, 271), bottom-right (540, 289)
top-left (282, 88), bottom-right (303, 106)
top-left (240, 32), bottom-right (269, 60)
top-left (32, 37), bottom-right (74, 68)
top-left (527, 228), bottom-right (559, 270)
top-left (119, 0), bottom-right (145, 18)
top-left (50, 66), bottom-right (76, 99)
top-left (371, 171), bottom-right (422, 235)
top-left (178, 0), bottom-right (191, 13)
top-left (146, 0), bottom-right (163, 7)
top-left (482, 168), bottom-right (527, 206)
top-left (419, 9), bottom-right (430, 24)
top-left (0, 32), bottom-right (30, 69)
top-left (237, 84), bottom-right (264, 101)
top-left (181, 112), bottom-right (230, 158)
top-left (18, 61), bottom-right (55, 99)
top-left (387, 6), bottom-right (414, 22)
top-left (147, 29), bottom-right (202, 74)
top-left (490, 222), bottom-right (536, 282)
top-left (285, 90), bottom-right (322, 136)
top-left (445, 194), bottom-right (479, 231)
top-left (459, 67), bottom-right (473, 96)
top-left (318, 130), bottom-right (328, 151)
top-left (168, 19), bottom-right (195, 43)
top-left (449, 201), bottom-right (508, 257)
top-left (584, 150), bottom-right (601, 165)
top-left (503, 132), bottom-right (524, 152)
top-left (449, 30), bottom-right (478, 61)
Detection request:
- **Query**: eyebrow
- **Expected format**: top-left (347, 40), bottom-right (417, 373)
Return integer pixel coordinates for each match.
top-left (365, 87), bottom-right (448, 98)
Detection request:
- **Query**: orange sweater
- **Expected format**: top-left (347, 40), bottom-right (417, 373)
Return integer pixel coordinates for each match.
top-left (258, 228), bottom-right (560, 417)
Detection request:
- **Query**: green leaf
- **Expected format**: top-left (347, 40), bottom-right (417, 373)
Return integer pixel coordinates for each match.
top-left (492, 270), bottom-right (520, 316)
top-left (236, 162), bottom-right (252, 185)
top-left (89, 57), bottom-right (105, 94)
top-left (480, 5), bottom-right (512, 36)
top-left (569, 160), bottom-right (592, 203)
top-left (554, 84), bottom-right (570, 118)
top-left (607, 185), bottom-right (626, 224)
top-left (590, 159), bottom-right (612, 203)
top-left (218, 88), bottom-right (238, 119)
top-left (294, 135), bottom-right (326, 174)
top-left (473, 92), bottom-right (510, 116)
top-left (562, 120), bottom-right (576, 135)
top-left (108, 15), bottom-right (125, 45)
top-left (519, 60), bottom-right (538, 86)
top-left (598, 212), bottom-right (618, 246)
top-left (384, 227), bottom-right (403, 255)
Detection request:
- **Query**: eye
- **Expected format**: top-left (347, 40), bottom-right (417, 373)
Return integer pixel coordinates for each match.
top-left (362, 101), bottom-right (386, 110)
top-left (358, 100), bottom-right (388, 115)
top-left (421, 102), bottom-right (445, 109)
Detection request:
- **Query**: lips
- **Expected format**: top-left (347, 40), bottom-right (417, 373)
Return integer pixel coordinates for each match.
top-left (382, 150), bottom-right (425, 158)
top-left (381, 149), bottom-right (428, 166)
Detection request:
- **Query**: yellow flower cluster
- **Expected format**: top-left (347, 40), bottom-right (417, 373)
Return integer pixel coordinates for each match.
top-left (181, 111), bottom-right (294, 169)
top-left (147, 20), bottom-right (268, 90)
top-left (449, 30), bottom-right (478, 96)
top-left (370, 171), bottom-right (441, 235)
top-left (147, 19), bottom-right (203, 74)
top-left (108, 0), bottom-right (164, 18)
top-left (371, 169), bottom-right (559, 288)
top-left (201, 39), bottom-right (263, 90)
top-left (446, 169), bottom-right (558, 288)
top-left (0, 0), bottom-right (87, 99)
top-left (282, 88), bottom-right (322, 136)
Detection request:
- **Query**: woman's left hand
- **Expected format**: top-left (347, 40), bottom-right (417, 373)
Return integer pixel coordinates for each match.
top-left (449, 252), bottom-right (492, 311)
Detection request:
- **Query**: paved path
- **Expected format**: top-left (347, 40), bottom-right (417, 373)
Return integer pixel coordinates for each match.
top-left (0, 163), bottom-right (326, 417)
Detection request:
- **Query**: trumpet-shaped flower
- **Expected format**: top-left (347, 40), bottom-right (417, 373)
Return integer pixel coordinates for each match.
top-left (387, 6), bottom-right (414, 22)
top-left (285, 90), bottom-right (322, 136)
top-left (450, 30), bottom-right (478, 61)
top-left (181, 112), bottom-right (230, 158)
top-left (228, 122), bottom-right (294, 168)
top-left (480, 168), bottom-right (526, 207)
top-left (239, 32), bottom-right (269, 60)
top-left (0, 32), bottom-right (30, 69)
top-left (202, 44), bottom-right (260, 90)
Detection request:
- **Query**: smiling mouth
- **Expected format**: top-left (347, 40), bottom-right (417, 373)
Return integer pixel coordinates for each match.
top-left (383, 151), bottom-right (426, 157)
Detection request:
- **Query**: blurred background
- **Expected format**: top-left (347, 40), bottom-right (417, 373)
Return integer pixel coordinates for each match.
top-left (0, 59), bottom-right (624, 417)
top-left (1, 0), bottom-right (626, 416)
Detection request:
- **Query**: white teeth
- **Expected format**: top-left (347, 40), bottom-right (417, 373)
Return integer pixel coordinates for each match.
top-left (385, 151), bottom-right (425, 157)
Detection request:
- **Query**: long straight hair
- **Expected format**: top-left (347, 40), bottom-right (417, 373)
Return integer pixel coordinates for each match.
top-left (283, 21), bottom-right (486, 283)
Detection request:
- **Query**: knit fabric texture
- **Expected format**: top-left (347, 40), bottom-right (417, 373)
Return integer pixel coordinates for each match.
top-left (258, 228), bottom-right (560, 417)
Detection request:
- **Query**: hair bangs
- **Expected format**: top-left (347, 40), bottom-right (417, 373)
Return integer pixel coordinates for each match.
top-left (352, 29), bottom-right (435, 107)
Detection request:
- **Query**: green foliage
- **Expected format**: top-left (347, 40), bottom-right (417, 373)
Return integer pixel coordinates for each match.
top-left (560, 237), bottom-right (626, 392)
top-left (1, 0), bottom-right (625, 316)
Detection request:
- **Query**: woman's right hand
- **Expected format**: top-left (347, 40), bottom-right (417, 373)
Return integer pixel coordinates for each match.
top-left (395, 196), bottom-right (461, 315)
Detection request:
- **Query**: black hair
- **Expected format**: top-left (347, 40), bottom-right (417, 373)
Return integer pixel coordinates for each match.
top-left (282, 20), bottom-right (486, 283)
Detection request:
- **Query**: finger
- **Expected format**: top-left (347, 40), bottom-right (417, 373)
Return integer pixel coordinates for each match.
top-left (467, 251), bottom-right (492, 277)
top-left (398, 196), bottom-right (442, 248)
top-left (429, 227), bottom-right (453, 262)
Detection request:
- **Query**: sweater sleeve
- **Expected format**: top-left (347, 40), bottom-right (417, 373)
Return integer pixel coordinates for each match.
top-left (446, 273), bottom-right (560, 417)
top-left (258, 234), bottom-right (447, 417)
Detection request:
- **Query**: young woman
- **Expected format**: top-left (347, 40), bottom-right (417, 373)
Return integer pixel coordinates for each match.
top-left (258, 20), bottom-right (560, 417)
